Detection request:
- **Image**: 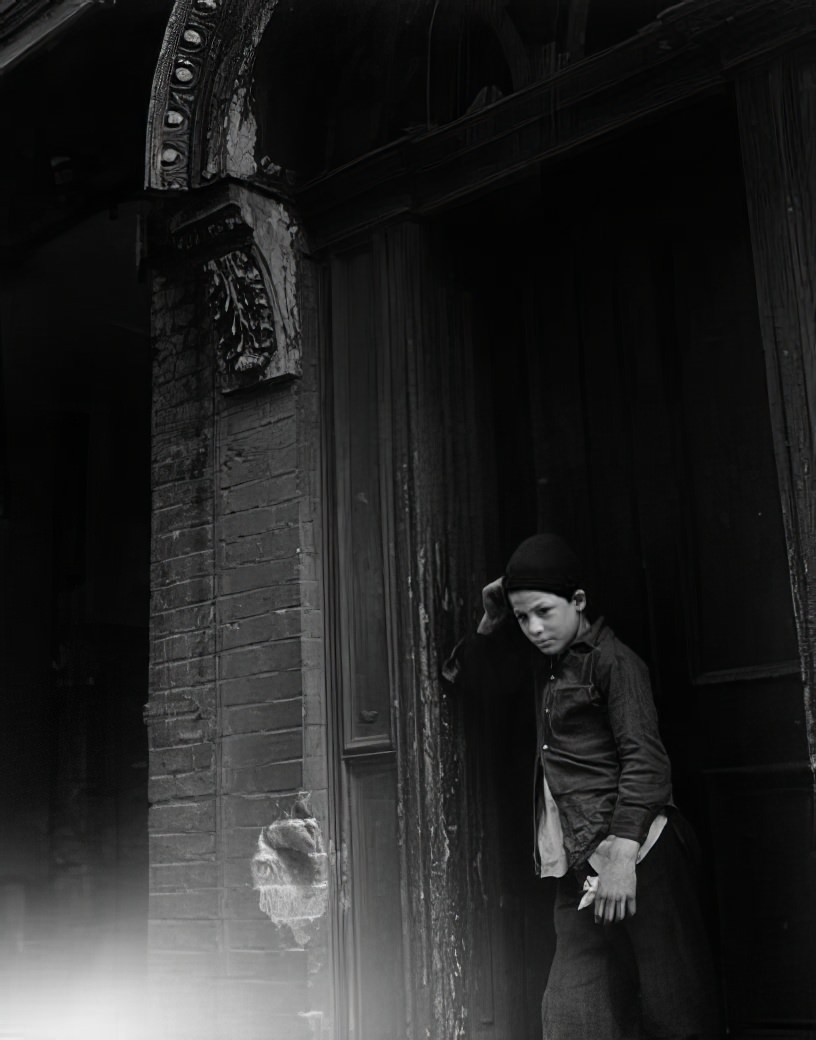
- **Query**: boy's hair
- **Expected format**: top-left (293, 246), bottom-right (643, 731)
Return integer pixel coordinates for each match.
top-left (503, 533), bottom-right (584, 599)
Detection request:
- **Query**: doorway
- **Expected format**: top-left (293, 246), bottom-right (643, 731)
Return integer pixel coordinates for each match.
top-left (324, 95), bottom-right (809, 1039)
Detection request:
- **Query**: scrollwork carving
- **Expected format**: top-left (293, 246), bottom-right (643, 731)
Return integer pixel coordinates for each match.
top-left (172, 197), bottom-right (299, 391)
top-left (206, 248), bottom-right (279, 386)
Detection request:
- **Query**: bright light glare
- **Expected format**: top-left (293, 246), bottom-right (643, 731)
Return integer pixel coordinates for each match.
top-left (0, 936), bottom-right (148, 1040)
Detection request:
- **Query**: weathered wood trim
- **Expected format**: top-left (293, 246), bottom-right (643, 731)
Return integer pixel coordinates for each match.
top-left (704, 762), bottom-right (813, 777)
top-left (378, 226), bottom-right (437, 1039)
top-left (372, 231), bottom-right (418, 1040)
top-left (563, 0), bottom-right (591, 64)
top-left (736, 48), bottom-right (816, 787)
top-left (374, 222), bottom-right (514, 1038)
top-left (0, 0), bottom-right (100, 76)
top-left (295, 0), bottom-right (816, 249)
top-left (146, 0), bottom-right (816, 212)
top-left (693, 661), bottom-right (802, 686)
top-left (319, 255), bottom-right (351, 1040)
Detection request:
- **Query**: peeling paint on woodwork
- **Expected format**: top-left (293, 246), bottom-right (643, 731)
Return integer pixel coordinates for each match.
top-left (297, 1011), bottom-right (325, 1039)
top-left (223, 85), bottom-right (258, 180)
top-left (147, 0), bottom-right (282, 190)
top-left (251, 792), bottom-right (328, 946)
top-left (408, 508), bottom-right (470, 1036)
top-left (235, 190), bottom-right (301, 351)
top-left (737, 56), bottom-right (816, 787)
top-left (215, 5), bottom-right (277, 181)
top-left (339, 837), bottom-right (351, 914)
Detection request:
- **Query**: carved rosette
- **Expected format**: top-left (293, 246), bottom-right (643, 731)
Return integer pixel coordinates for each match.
top-left (173, 199), bottom-right (300, 391)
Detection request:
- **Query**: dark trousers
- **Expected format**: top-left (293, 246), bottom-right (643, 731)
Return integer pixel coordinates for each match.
top-left (541, 815), bottom-right (720, 1040)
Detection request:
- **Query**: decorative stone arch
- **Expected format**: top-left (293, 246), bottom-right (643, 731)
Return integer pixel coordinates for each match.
top-left (146, 0), bottom-right (538, 194)
top-left (147, 0), bottom-right (307, 394)
top-left (145, 0), bottom-right (535, 391)
top-left (146, 0), bottom-right (273, 192)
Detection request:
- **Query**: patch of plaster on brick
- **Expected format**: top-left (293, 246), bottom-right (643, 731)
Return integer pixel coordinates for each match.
top-left (251, 795), bottom-right (328, 946)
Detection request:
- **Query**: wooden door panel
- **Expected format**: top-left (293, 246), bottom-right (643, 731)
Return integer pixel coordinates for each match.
top-left (573, 239), bottom-right (652, 651)
top-left (347, 760), bottom-right (405, 1039)
top-left (709, 777), bottom-right (814, 1030)
top-left (670, 232), bottom-right (798, 677)
top-left (603, 219), bottom-right (807, 1035)
top-left (331, 248), bottom-right (394, 753)
top-left (699, 674), bottom-right (807, 768)
top-left (329, 229), bottom-right (537, 1040)
top-left (329, 245), bottom-right (404, 1040)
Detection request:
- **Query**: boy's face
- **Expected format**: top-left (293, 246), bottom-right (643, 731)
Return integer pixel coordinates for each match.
top-left (507, 588), bottom-right (586, 656)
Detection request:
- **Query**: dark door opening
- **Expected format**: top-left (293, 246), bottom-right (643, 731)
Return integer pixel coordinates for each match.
top-left (433, 96), bottom-right (809, 1039)
top-left (323, 94), bottom-right (811, 1040)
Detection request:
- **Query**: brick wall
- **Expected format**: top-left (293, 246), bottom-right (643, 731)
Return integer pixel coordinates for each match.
top-left (146, 230), bottom-right (328, 1040)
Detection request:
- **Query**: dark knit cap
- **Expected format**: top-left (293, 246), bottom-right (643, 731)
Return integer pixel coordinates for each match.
top-left (503, 534), bottom-right (583, 596)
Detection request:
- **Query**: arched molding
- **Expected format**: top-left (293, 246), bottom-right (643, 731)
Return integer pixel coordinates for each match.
top-left (146, 0), bottom-right (278, 192)
top-left (147, 1), bottom-right (302, 393)
top-left (146, 0), bottom-right (539, 193)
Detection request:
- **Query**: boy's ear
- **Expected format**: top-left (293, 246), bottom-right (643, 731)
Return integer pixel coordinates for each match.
top-left (573, 589), bottom-right (587, 611)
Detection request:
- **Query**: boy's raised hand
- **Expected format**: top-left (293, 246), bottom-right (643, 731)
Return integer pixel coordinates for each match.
top-left (477, 577), bottom-right (509, 635)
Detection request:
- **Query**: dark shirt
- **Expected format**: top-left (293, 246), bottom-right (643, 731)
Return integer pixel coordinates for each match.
top-left (445, 615), bottom-right (673, 871)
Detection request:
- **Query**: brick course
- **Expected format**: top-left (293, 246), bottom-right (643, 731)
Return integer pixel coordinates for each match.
top-left (146, 210), bottom-right (329, 1039)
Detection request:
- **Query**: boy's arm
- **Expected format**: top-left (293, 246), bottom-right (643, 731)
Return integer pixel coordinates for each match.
top-left (591, 646), bottom-right (672, 922)
top-left (476, 577), bottom-right (509, 635)
top-left (605, 647), bottom-right (673, 844)
top-left (441, 579), bottom-right (527, 691)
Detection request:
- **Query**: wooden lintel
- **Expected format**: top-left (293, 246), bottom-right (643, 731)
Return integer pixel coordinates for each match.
top-left (0, 0), bottom-right (97, 76)
top-left (293, 0), bottom-right (816, 250)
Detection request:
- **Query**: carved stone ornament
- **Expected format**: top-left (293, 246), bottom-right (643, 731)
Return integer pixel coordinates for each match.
top-left (206, 248), bottom-right (281, 388)
top-left (173, 198), bottom-right (300, 391)
top-left (146, 0), bottom-right (273, 191)
top-left (147, 0), bottom-right (227, 190)
top-left (173, 201), bottom-right (253, 256)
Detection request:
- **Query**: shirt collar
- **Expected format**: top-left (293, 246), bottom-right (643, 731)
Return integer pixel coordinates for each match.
top-left (566, 615), bottom-right (605, 655)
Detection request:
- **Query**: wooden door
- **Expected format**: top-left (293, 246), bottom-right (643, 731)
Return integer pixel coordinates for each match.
top-left (323, 158), bottom-right (812, 1035)
top-left (326, 244), bottom-right (406, 1040)
top-left (491, 194), bottom-right (811, 1036)
top-left (325, 225), bottom-right (553, 1040)
top-left (584, 222), bottom-right (810, 1039)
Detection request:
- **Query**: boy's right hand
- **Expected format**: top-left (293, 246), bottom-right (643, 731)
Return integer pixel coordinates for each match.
top-left (477, 577), bottom-right (509, 635)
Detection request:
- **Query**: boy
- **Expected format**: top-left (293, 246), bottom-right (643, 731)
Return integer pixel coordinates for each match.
top-left (444, 533), bottom-right (718, 1040)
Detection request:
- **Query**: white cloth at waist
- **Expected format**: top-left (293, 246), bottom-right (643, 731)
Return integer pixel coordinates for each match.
top-left (537, 772), bottom-right (668, 878)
